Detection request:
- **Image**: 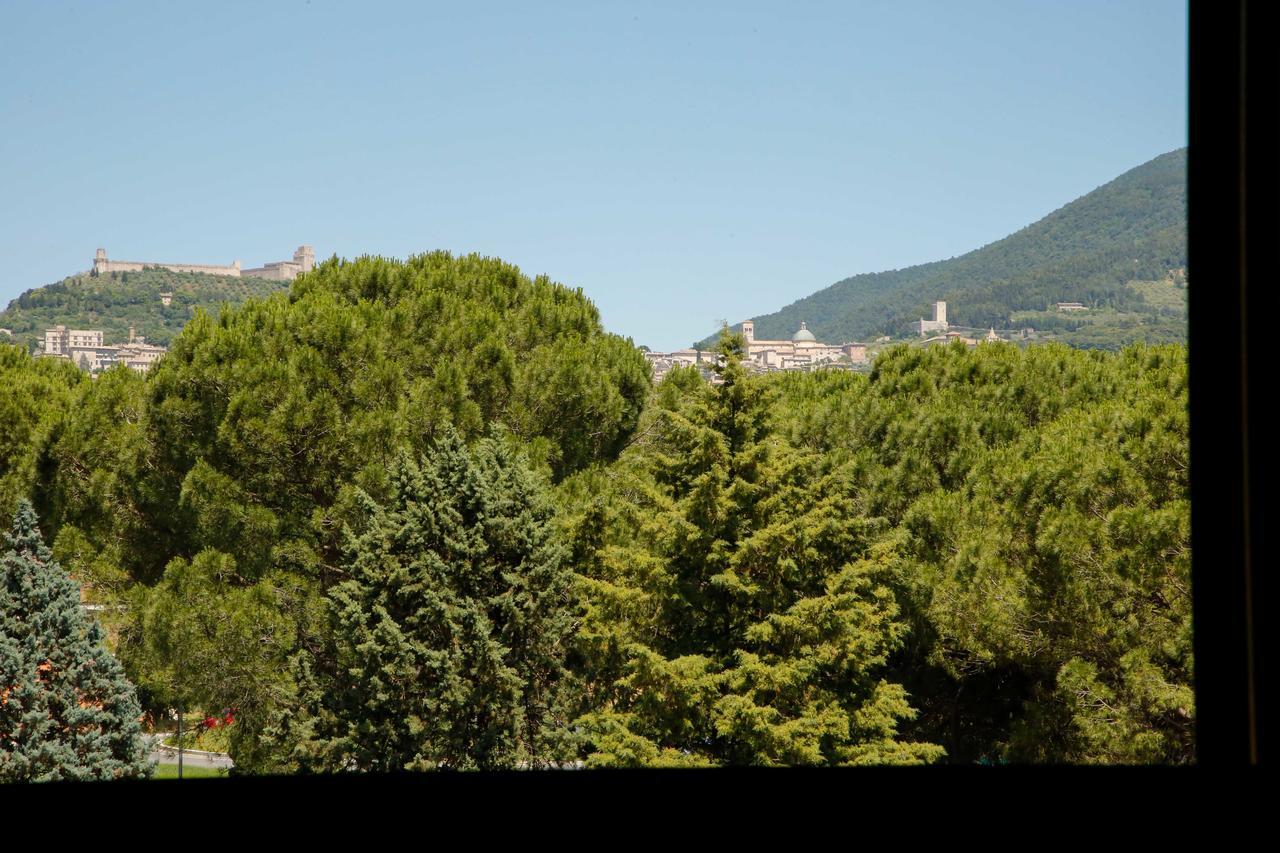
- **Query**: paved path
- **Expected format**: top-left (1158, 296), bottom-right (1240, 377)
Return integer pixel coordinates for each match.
top-left (146, 733), bottom-right (235, 770)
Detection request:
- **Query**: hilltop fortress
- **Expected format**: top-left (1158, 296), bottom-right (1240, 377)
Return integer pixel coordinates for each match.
top-left (92, 245), bottom-right (315, 281)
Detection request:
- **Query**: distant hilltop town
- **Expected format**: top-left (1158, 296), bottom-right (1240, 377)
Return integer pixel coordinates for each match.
top-left (92, 244), bottom-right (315, 281)
top-left (41, 324), bottom-right (165, 375)
top-left (644, 300), bottom-right (1045, 382)
top-left (645, 320), bottom-right (870, 382)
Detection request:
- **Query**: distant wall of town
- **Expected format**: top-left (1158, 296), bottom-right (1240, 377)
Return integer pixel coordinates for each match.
top-left (92, 245), bottom-right (315, 282)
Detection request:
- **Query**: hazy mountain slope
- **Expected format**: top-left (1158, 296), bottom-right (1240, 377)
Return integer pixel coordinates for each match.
top-left (0, 268), bottom-right (289, 349)
top-left (711, 148), bottom-right (1186, 348)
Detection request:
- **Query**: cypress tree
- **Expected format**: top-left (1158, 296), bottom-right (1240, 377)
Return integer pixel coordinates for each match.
top-left (0, 499), bottom-right (151, 781)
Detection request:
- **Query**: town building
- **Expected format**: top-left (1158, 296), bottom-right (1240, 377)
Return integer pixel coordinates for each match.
top-left (741, 320), bottom-right (863, 371)
top-left (643, 348), bottom-right (718, 383)
top-left (1055, 302), bottom-right (1087, 311)
top-left (842, 342), bottom-right (868, 362)
top-left (41, 324), bottom-right (167, 375)
top-left (643, 321), bottom-right (869, 381)
top-left (43, 326), bottom-right (103, 356)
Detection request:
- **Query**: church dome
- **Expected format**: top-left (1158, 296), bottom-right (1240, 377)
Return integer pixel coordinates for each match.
top-left (792, 322), bottom-right (817, 343)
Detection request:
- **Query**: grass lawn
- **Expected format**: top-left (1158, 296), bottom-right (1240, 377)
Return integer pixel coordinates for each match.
top-left (152, 763), bottom-right (228, 780)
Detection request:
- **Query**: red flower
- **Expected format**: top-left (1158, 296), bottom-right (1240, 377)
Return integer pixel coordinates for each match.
top-left (203, 716), bottom-right (219, 730)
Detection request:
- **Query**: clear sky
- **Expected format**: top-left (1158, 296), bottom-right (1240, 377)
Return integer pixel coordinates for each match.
top-left (0, 0), bottom-right (1187, 351)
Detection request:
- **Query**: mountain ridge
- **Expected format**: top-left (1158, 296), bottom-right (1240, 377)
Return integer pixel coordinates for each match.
top-left (704, 147), bottom-right (1187, 349)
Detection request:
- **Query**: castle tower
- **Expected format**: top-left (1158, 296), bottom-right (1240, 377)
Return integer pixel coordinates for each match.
top-left (94, 248), bottom-right (107, 275)
top-left (741, 320), bottom-right (754, 343)
top-left (294, 245), bottom-right (315, 274)
top-left (933, 301), bottom-right (947, 325)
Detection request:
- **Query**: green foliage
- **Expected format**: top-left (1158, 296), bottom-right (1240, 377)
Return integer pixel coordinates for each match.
top-left (769, 341), bottom-right (1192, 763)
top-left (34, 251), bottom-right (647, 771)
top-left (0, 500), bottom-right (151, 781)
top-left (131, 549), bottom-right (309, 772)
top-left (107, 251), bottom-right (648, 584)
top-left (0, 346), bottom-right (84, 520)
top-left (0, 268), bottom-right (289, 350)
top-left (711, 148), bottom-right (1186, 346)
top-left (280, 430), bottom-right (576, 771)
top-left (11, 242), bottom-right (1191, 768)
top-left (566, 331), bottom-right (944, 766)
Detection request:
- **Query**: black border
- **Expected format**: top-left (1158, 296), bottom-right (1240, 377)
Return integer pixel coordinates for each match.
top-left (6, 3), bottom-right (1267, 812)
top-left (1189, 0), bottom-right (1269, 765)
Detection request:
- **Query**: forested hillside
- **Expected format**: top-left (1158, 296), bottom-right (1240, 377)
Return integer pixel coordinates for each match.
top-left (0, 253), bottom-right (1190, 768)
top-left (711, 148), bottom-right (1186, 348)
top-left (0, 268), bottom-right (290, 349)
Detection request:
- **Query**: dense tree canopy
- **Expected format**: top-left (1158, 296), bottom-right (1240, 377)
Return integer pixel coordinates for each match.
top-left (0, 247), bottom-right (1191, 771)
top-left (0, 346), bottom-right (84, 521)
top-left (280, 431), bottom-right (575, 772)
top-left (769, 341), bottom-right (1192, 762)
top-left (32, 251), bottom-right (650, 771)
top-left (564, 333), bottom-right (944, 766)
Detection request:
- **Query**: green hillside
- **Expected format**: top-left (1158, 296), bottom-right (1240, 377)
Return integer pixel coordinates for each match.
top-left (708, 148), bottom-right (1186, 350)
top-left (0, 267), bottom-right (290, 350)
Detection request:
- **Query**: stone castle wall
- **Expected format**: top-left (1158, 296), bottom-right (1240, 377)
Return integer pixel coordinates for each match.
top-left (93, 246), bottom-right (315, 281)
top-left (240, 261), bottom-right (300, 281)
top-left (94, 258), bottom-right (243, 277)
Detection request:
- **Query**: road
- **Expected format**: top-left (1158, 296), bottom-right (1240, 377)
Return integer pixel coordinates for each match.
top-left (145, 733), bottom-right (235, 770)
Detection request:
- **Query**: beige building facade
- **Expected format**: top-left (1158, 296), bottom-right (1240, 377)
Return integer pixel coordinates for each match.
top-left (44, 326), bottom-right (103, 356)
top-left (741, 320), bottom-right (862, 370)
top-left (642, 320), bottom-right (869, 382)
top-left (42, 324), bottom-right (167, 375)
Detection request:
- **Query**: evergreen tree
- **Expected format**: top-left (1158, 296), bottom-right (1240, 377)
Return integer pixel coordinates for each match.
top-left (282, 429), bottom-right (575, 771)
top-left (569, 330), bottom-right (944, 766)
top-left (0, 500), bottom-right (151, 781)
top-left (770, 342), bottom-right (1192, 763)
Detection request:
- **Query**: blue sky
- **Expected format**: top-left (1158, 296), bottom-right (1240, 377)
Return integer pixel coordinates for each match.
top-left (0, 1), bottom-right (1187, 350)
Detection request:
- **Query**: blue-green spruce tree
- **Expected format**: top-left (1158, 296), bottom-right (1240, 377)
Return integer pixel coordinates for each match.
top-left (1, 499), bottom-right (151, 781)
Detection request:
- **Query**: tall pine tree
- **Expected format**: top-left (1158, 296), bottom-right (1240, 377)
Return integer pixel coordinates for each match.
top-left (0, 499), bottom-right (151, 781)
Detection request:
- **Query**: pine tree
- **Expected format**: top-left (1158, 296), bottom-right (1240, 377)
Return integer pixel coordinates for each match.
top-left (0, 499), bottom-right (151, 781)
top-left (571, 330), bottom-right (944, 766)
top-left (283, 428), bottom-right (575, 771)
